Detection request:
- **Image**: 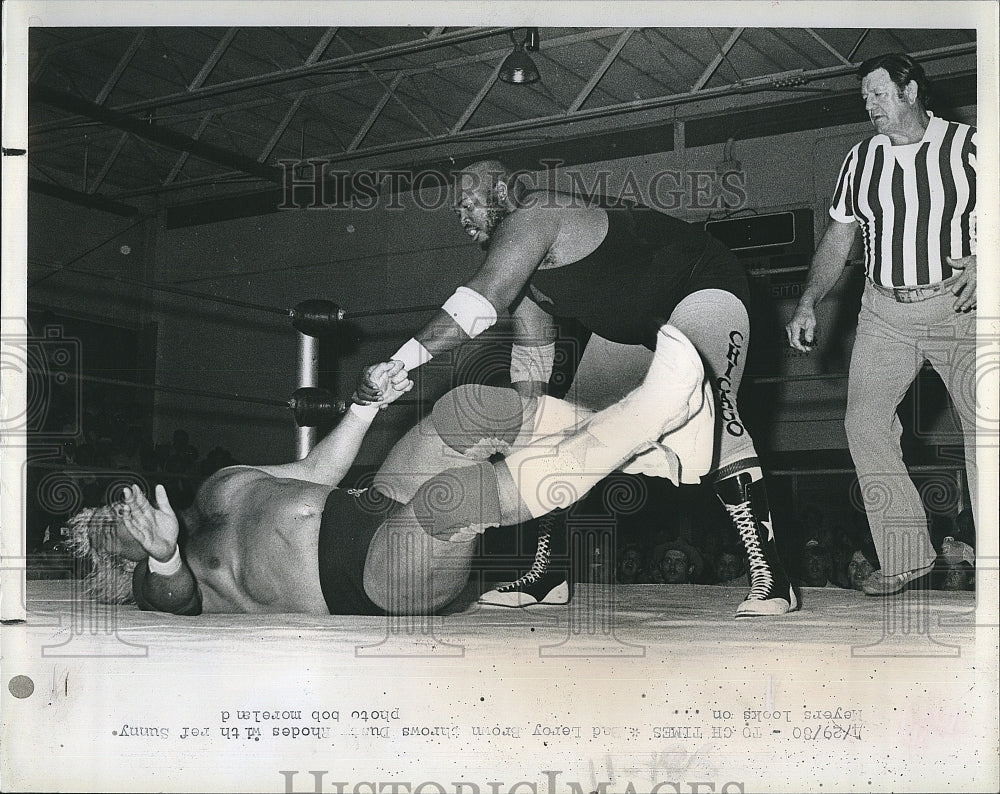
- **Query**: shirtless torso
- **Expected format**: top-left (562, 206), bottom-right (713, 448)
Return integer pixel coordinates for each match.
top-left (182, 467), bottom-right (332, 614)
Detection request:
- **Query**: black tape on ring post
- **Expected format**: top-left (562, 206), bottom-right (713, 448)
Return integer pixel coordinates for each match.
top-left (290, 300), bottom-right (346, 337)
top-left (290, 387), bottom-right (348, 427)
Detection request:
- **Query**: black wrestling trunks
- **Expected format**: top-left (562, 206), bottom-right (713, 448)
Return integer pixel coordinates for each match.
top-left (317, 487), bottom-right (399, 616)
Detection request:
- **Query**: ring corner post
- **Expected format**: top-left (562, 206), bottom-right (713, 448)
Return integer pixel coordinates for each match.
top-left (296, 331), bottom-right (318, 460)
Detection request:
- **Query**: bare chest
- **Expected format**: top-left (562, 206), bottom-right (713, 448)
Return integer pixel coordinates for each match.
top-left (189, 474), bottom-right (332, 612)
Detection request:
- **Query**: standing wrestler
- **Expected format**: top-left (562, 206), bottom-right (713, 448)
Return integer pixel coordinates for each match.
top-left (786, 53), bottom-right (977, 595)
top-left (66, 328), bottom-right (711, 616)
top-left (360, 159), bottom-right (797, 617)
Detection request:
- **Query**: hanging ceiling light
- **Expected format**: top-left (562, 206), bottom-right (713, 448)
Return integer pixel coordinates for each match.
top-left (499, 28), bottom-right (541, 85)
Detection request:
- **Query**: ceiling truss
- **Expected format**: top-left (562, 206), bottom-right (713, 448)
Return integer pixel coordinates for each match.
top-left (27, 27), bottom-right (978, 207)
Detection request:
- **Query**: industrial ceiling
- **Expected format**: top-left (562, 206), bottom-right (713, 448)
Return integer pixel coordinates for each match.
top-left (27, 26), bottom-right (977, 216)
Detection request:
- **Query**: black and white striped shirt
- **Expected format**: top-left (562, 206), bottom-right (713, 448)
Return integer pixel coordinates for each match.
top-left (830, 114), bottom-right (977, 287)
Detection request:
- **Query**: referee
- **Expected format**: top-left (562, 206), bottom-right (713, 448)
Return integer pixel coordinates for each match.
top-left (786, 52), bottom-right (978, 596)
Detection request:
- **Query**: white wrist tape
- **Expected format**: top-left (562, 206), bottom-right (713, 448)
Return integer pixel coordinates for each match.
top-left (510, 342), bottom-right (556, 384)
top-left (148, 545), bottom-right (182, 576)
top-left (349, 402), bottom-right (381, 421)
top-left (392, 337), bottom-right (433, 372)
top-left (442, 286), bottom-right (497, 338)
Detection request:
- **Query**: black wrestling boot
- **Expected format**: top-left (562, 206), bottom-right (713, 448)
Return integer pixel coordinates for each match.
top-left (478, 526), bottom-right (571, 607)
top-left (714, 469), bottom-right (798, 618)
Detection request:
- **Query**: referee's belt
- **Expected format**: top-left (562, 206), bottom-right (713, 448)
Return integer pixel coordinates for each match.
top-left (869, 274), bottom-right (960, 303)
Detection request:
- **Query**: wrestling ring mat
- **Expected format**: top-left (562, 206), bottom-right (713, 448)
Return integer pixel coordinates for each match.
top-left (3, 579), bottom-right (987, 793)
top-left (4, 308), bottom-right (993, 791)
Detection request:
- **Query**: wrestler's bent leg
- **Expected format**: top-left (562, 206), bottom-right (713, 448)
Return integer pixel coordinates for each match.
top-left (669, 289), bottom-right (797, 617)
top-left (382, 325), bottom-right (706, 544)
top-left (373, 384), bottom-right (592, 503)
top-left (500, 324), bottom-right (707, 521)
top-left (364, 386), bottom-right (594, 614)
top-left (363, 462), bottom-right (502, 614)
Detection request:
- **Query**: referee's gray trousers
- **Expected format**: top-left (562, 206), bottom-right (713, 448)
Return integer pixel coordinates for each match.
top-left (845, 281), bottom-right (978, 576)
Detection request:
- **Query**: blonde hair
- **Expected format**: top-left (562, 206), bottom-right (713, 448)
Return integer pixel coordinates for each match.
top-left (62, 506), bottom-right (137, 605)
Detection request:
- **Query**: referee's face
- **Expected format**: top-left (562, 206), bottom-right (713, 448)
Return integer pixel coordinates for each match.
top-left (861, 68), bottom-right (919, 142)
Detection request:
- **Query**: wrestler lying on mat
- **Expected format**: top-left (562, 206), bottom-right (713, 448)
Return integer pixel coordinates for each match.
top-left (63, 325), bottom-right (712, 617)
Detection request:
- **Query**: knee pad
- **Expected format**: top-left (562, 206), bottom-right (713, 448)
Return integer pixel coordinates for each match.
top-left (411, 463), bottom-right (503, 542)
top-left (431, 384), bottom-right (525, 456)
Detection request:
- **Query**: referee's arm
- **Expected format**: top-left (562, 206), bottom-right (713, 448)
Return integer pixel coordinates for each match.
top-left (786, 220), bottom-right (857, 352)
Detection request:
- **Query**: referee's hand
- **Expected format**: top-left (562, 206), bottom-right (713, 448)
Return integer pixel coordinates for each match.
top-left (948, 255), bottom-right (977, 313)
top-left (785, 302), bottom-right (818, 352)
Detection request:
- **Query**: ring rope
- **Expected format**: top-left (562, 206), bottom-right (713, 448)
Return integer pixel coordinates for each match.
top-left (32, 369), bottom-right (291, 408)
top-left (30, 259), bottom-right (440, 323)
top-left (24, 366), bottom-right (418, 424)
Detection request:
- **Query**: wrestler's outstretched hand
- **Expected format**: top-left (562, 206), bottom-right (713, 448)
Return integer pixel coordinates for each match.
top-left (354, 360), bottom-right (413, 408)
top-left (117, 484), bottom-right (179, 562)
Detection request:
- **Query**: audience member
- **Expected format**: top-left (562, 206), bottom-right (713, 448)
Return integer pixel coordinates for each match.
top-left (935, 536), bottom-right (975, 591)
top-left (651, 539), bottom-right (704, 585)
top-left (616, 544), bottom-right (647, 584)
top-left (847, 549), bottom-right (877, 592)
top-left (799, 539), bottom-right (834, 587)
top-left (166, 429), bottom-right (200, 473)
top-left (200, 446), bottom-right (240, 477)
top-left (714, 549), bottom-right (749, 587)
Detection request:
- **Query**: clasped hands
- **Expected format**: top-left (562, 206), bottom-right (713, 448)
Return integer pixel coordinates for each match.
top-left (353, 359), bottom-right (414, 409)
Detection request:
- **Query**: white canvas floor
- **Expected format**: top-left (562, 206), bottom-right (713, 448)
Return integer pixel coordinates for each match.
top-left (2, 580), bottom-right (993, 793)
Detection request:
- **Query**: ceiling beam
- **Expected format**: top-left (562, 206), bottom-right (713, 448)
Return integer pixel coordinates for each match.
top-left (119, 63), bottom-right (984, 202)
top-left (28, 177), bottom-right (140, 216)
top-left (433, 28), bottom-right (622, 73)
top-left (128, 130), bottom-right (177, 181)
top-left (348, 73), bottom-right (406, 152)
top-left (95, 29), bottom-right (147, 105)
top-left (165, 112), bottom-right (215, 184)
top-left (258, 96), bottom-right (304, 163)
top-left (567, 29), bottom-right (636, 113)
top-left (39, 26), bottom-right (514, 126)
top-left (848, 30), bottom-right (870, 61)
top-left (31, 82), bottom-right (283, 183)
top-left (148, 30), bottom-right (593, 145)
top-left (334, 36), bottom-right (435, 141)
top-left (451, 59), bottom-right (505, 133)
top-left (30, 28), bottom-right (623, 139)
top-left (88, 131), bottom-right (131, 193)
top-left (51, 40), bottom-right (973, 200)
top-left (189, 27), bottom-right (240, 91)
top-left (254, 28), bottom-right (339, 164)
top-left (398, 74), bottom-right (453, 135)
top-left (691, 28), bottom-right (744, 91)
top-left (307, 28), bottom-right (339, 64)
top-left (304, 42), bottom-right (978, 168)
top-left (804, 29), bottom-right (853, 66)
